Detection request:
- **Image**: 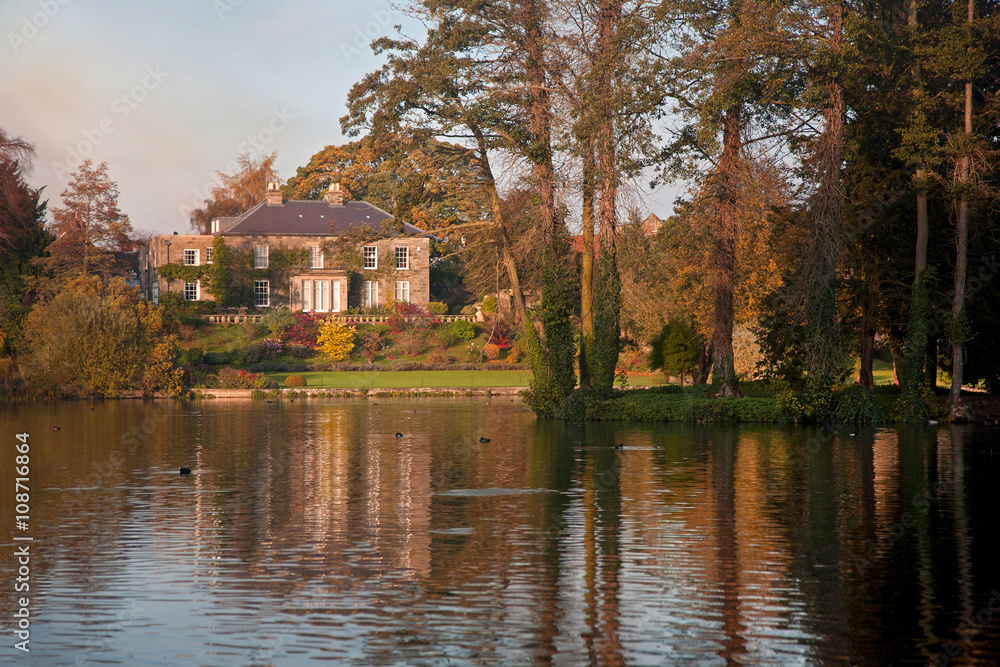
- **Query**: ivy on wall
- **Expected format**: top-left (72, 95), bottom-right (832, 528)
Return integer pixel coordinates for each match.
top-left (159, 238), bottom-right (308, 308)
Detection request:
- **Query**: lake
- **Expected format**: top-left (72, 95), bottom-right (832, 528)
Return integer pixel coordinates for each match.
top-left (2, 398), bottom-right (999, 665)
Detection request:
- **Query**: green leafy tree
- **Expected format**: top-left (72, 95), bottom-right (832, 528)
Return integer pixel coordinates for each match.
top-left (20, 277), bottom-right (181, 397)
top-left (649, 319), bottom-right (702, 385)
top-left (0, 132), bottom-right (50, 354)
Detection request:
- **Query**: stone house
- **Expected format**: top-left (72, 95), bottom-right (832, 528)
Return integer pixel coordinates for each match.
top-left (140, 183), bottom-right (430, 312)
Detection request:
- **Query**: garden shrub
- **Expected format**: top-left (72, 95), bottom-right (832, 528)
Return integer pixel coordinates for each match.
top-left (284, 313), bottom-right (323, 349)
top-left (317, 319), bottom-right (356, 361)
top-left (426, 351), bottom-right (451, 364)
top-left (286, 344), bottom-right (313, 359)
top-left (460, 305), bottom-right (476, 316)
top-left (359, 330), bottom-right (386, 362)
top-left (397, 333), bottom-right (424, 356)
top-left (450, 319), bottom-right (477, 341)
top-left (258, 338), bottom-right (283, 359)
top-left (261, 309), bottom-right (296, 336)
top-left (484, 343), bottom-right (501, 361)
top-left (482, 314), bottom-right (514, 349)
top-left (203, 351), bottom-right (230, 365)
top-left (285, 374), bottom-right (306, 387)
top-left (218, 367), bottom-right (273, 389)
top-left (482, 295), bottom-right (497, 313)
top-left (180, 347), bottom-right (204, 366)
top-left (506, 344), bottom-right (525, 363)
top-left (426, 301), bottom-right (448, 315)
top-left (236, 344), bottom-right (261, 364)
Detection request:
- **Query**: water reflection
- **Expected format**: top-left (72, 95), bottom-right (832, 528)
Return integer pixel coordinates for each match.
top-left (1, 400), bottom-right (998, 665)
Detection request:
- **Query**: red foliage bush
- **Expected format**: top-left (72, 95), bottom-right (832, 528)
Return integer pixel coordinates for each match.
top-left (387, 302), bottom-right (440, 334)
top-left (283, 313), bottom-right (324, 350)
top-left (483, 314), bottom-right (514, 350)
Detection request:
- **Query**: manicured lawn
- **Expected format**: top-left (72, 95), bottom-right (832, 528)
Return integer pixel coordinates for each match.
top-left (873, 359), bottom-right (895, 385)
top-left (265, 370), bottom-right (664, 389)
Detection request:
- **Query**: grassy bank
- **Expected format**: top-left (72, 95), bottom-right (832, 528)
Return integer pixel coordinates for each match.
top-left (556, 383), bottom-right (1000, 424)
top-left (263, 370), bottom-right (666, 388)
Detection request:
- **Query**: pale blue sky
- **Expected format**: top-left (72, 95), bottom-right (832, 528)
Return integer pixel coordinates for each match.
top-left (2, 0), bottom-right (676, 236)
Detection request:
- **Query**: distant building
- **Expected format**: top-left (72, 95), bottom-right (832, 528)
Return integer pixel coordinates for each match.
top-left (569, 213), bottom-right (663, 254)
top-left (140, 183), bottom-right (430, 311)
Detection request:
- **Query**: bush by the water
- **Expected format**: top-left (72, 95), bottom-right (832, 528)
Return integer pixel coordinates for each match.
top-left (218, 367), bottom-right (273, 389)
top-left (834, 384), bottom-right (884, 424)
top-left (284, 374), bottom-right (306, 387)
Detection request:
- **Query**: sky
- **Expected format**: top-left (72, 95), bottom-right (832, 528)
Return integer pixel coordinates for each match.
top-left (2, 0), bottom-right (679, 236)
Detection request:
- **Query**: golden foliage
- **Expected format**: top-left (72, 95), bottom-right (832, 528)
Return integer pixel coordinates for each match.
top-left (317, 319), bottom-right (356, 361)
top-left (620, 158), bottom-right (786, 344)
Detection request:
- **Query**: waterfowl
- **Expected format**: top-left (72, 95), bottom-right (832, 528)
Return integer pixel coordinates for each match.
top-left (396, 432), bottom-right (404, 438)
top-left (179, 467), bottom-right (192, 475)
top-left (615, 443), bottom-right (624, 450)
top-left (479, 437), bottom-right (490, 443)
top-left (52, 426), bottom-right (61, 431)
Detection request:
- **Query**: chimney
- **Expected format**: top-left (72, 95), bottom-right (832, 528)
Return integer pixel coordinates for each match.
top-left (265, 181), bottom-right (283, 206)
top-left (325, 182), bottom-right (345, 207)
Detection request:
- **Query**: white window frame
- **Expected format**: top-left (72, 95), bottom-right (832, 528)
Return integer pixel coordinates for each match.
top-left (205, 247), bottom-right (213, 264)
top-left (395, 246), bottom-right (409, 270)
top-left (332, 279), bottom-right (341, 312)
top-left (363, 280), bottom-right (379, 309)
top-left (183, 249), bottom-right (199, 266)
top-left (363, 245), bottom-right (377, 270)
top-left (301, 279), bottom-right (311, 312)
top-left (310, 245), bottom-right (324, 269)
top-left (394, 280), bottom-right (409, 302)
top-left (183, 280), bottom-right (200, 301)
top-left (254, 280), bottom-right (270, 307)
top-left (314, 279), bottom-right (329, 312)
top-left (254, 245), bottom-right (269, 269)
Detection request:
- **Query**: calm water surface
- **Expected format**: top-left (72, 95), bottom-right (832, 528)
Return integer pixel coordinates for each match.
top-left (1, 398), bottom-right (999, 666)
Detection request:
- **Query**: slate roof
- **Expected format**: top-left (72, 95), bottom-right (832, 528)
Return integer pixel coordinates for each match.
top-left (219, 200), bottom-right (423, 236)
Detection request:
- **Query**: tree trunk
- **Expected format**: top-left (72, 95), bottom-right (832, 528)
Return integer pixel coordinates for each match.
top-left (909, 0), bottom-right (929, 276)
top-left (859, 272), bottom-right (877, 389)
top-left (580, 140), bottom-right (596, 387)
top-left (948, 0), bottom-right (973, 421)
top-left (711, 106), bottom-right (742, 397)
top-left (804, 1), bottom-right (843, 396)
top-left (523, 0), bottom-right (555, 238)
top-left (471, 126), bottom-right (531, 328)
top-left (924, 336), bottom-right (937, 389)
top-left (589, 0), bottom-right (623, 394)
